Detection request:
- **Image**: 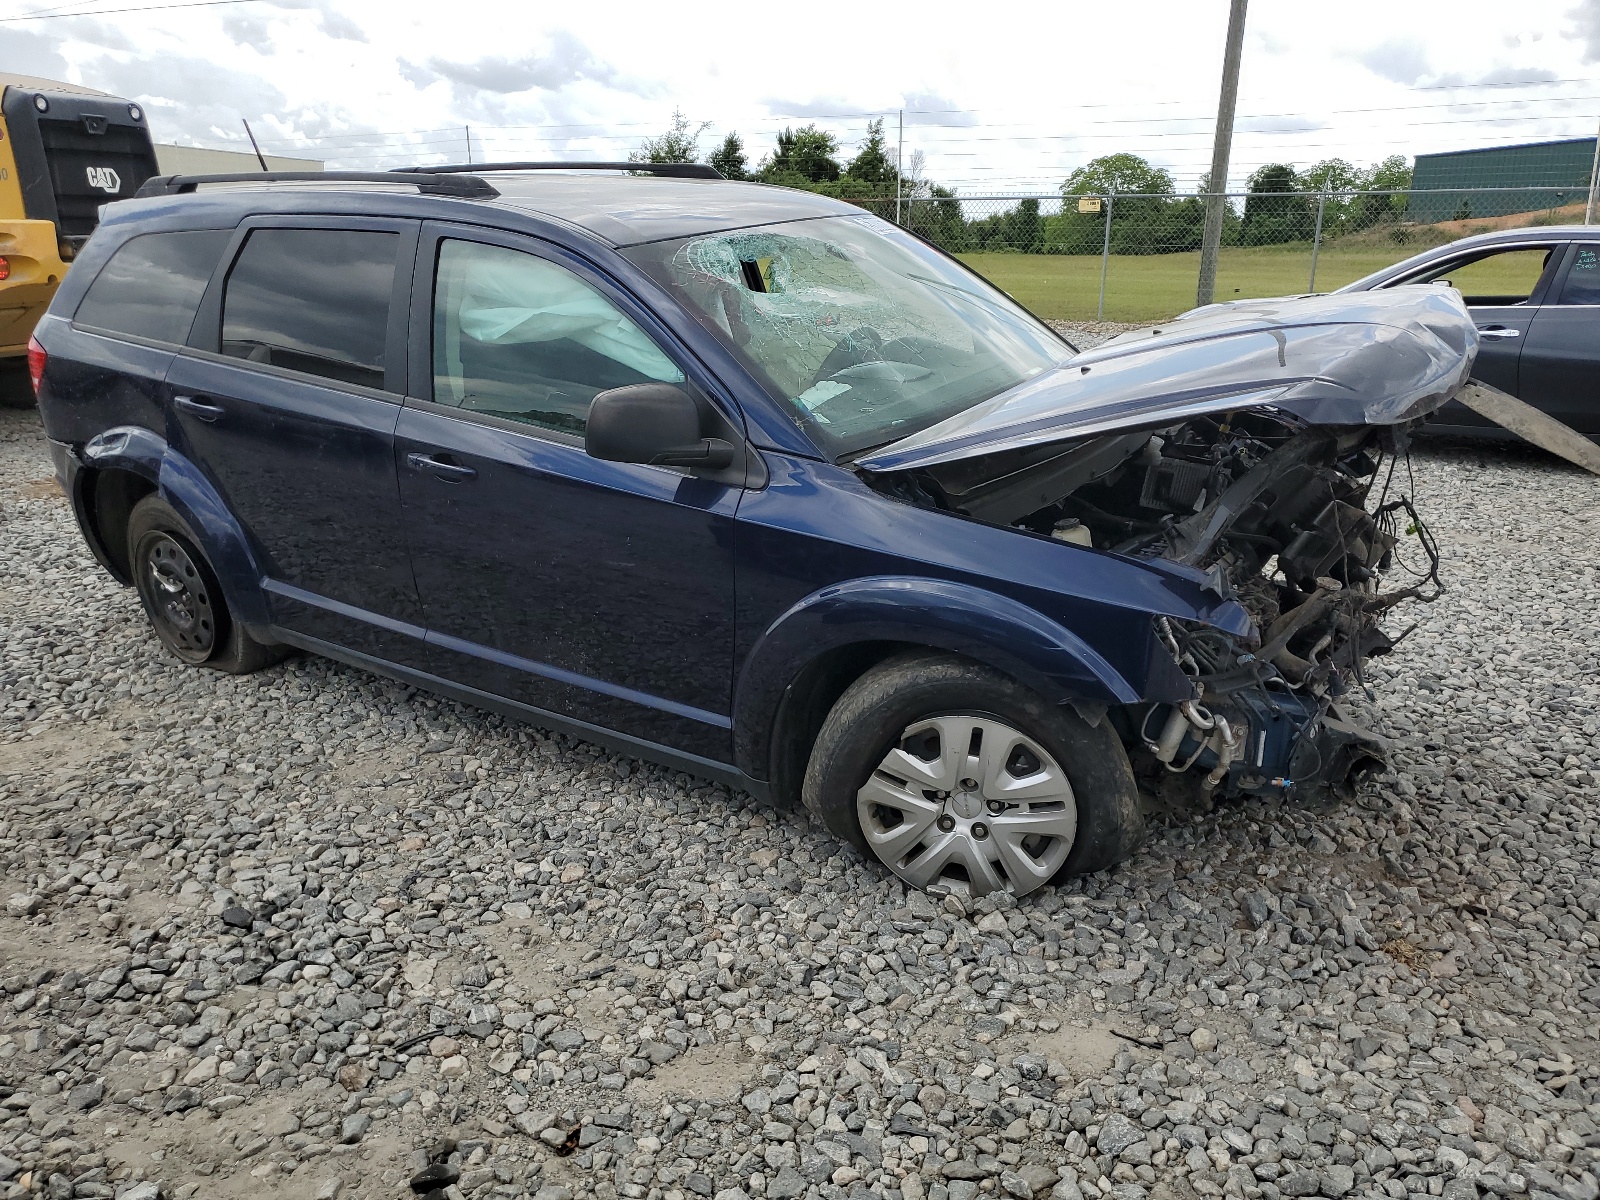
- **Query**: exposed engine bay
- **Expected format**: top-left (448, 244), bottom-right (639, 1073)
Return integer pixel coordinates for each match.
top-left (868, 407), bottom-right (1443, 807)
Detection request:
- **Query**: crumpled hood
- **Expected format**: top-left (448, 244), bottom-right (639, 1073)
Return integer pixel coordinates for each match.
top-left (858, 286), bottom-right (1477, 472)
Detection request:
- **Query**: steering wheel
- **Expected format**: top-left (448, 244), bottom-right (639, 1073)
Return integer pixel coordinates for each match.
top-left (805, 326), bottom-right (883, 390)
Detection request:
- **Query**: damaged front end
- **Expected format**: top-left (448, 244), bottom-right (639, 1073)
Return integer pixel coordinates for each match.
top-left (856, 288), bottom-right (1476, 808)
top-left (1119, 415), bottom-right (1440, 808)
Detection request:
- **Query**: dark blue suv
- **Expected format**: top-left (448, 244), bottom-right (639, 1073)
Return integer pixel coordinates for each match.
top-left (29, 164), bottom-right (1476, 899)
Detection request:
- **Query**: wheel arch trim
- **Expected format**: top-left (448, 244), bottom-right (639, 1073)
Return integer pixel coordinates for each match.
top-left (79, 425), bottom-right (270, 628)
top-left (732, 575), bottom-right (1141, 782)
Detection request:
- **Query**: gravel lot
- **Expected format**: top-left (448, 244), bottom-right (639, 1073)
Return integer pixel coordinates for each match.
top-left (1, 400), bottom-right (1597, 1200)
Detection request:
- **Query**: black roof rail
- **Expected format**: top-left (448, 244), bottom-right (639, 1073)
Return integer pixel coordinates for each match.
top-left (394, 161), bottom-right (724, 181)
top-left (135, 171), bottom-right (500, 199)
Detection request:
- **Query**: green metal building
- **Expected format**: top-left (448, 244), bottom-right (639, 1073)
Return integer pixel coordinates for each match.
top-left (1408, 136), bottom-right (1596, 222)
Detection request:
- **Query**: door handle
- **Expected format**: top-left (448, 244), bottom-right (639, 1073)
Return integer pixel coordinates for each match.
top-left (174, 394), bottom-right (225, 421)
top-left (406, 452), bottom-right (477, 482)
top-left (1478, 327), bottom-right (1521, 339)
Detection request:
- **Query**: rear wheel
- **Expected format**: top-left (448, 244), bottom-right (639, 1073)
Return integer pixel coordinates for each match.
top-left (128, 496), bottom-right (286, 674)
top-left (802, 651), bottom-right (1142, 897)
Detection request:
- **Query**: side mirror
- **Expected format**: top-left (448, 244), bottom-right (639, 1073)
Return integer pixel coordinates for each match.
top-left (586, 383), bottom-right (735, 470)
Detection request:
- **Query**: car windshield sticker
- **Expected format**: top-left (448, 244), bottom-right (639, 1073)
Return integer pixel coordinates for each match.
top-left (794, 379), bottom-right (852, 414)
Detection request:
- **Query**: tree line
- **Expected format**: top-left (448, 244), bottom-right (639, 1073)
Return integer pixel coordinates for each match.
top-left (1020, 153), bottom-right (1415, 256)
top-left (632, 113), bottom-right (1414, 256)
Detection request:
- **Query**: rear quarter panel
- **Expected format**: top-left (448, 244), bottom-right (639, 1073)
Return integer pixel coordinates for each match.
top-left (32, 312), bottom-right (171, 443)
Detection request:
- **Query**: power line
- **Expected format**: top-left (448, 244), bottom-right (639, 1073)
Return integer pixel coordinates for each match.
top-left (229, 75), bottom-right (1600, 189)
top-left (279, 90), bottom-right (1600, 158)
top-left (0, 0), bottom-right (255, 21)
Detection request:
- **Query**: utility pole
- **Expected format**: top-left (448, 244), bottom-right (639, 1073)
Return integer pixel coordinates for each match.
top-left (896, 109), bottom-right (904, 226)
top-left (1196, 0), bottom-right (1248, 308)
top-left (465, 126), bottom-right (473, 165)
top-left (1586, 116), bottom-right (1599, 225)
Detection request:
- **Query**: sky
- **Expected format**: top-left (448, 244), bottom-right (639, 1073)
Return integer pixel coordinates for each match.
top-left (4, 0), bottom-right (1600, 194)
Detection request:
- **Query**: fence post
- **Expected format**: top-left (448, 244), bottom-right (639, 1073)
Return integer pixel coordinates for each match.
top-left (1307, 186), bottom-right (1328, 292)
top-left (1587, 118), bottom-right (1599, 225)
top-left (1097, 192), bottom-right (1114, 322)
top-left (895, 109), bottom-right (904, 227)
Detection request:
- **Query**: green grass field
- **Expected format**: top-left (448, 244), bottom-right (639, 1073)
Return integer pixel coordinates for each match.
top-left (957, 245), bottom-right (1421, 323)
top-left (956, 235), bottom-right (1564, 324)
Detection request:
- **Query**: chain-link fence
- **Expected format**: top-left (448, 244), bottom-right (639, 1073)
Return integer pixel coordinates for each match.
top-left (852, 185), bottom-right (1596, 325)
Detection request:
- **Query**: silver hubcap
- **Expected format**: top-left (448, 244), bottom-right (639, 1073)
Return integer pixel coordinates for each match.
top-left (856, 714), bottom-right (1077, 898)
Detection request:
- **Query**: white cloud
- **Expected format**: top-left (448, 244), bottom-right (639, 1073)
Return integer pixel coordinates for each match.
top-left (0, 27), bottom-right (70, 78)
top-left (1357, 39), bottom-right (1433, 85)
top-left (427, 33), bottom-right (624, 96)
top-left (318, 9), bottom-right (366, 43)
top-left (220, 11), bottom-right (276, 50)
top-left (904, 93), bottom-right (976, 128)
top-left (1570, 0), bottom-right (1600, 60)
top-left (759, 97), bottom-right (874, 120)
top-left (18, 0), bottom-right (1597, 192)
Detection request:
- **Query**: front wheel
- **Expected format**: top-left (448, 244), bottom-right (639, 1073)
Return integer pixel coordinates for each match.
top-left (802, 651), bottom-right (1142, 898)
top-left (127, 495), bottom-right (287, 674)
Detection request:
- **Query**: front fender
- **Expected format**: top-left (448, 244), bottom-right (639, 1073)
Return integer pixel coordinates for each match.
top-left (80, 426), bottom-right (270, 629)
top-left (731, 575), bottom-right (1142, 780)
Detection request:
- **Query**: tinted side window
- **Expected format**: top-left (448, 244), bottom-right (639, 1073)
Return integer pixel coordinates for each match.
top-left (1556, 245), bottom-right (1600, 305)
top-left (1416, 247), bottom-right (1553, 305)
top-left (74, 230), bottom-right (231, 344)
top-left (221, 229), bottom-right (398, 390)
top-left (431, 239), bottom-right (683, 435)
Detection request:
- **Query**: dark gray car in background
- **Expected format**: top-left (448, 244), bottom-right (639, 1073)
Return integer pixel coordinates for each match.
top-left (1337, 225), bottom-right (1600, 441)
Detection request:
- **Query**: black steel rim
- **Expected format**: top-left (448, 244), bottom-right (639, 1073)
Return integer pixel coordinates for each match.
top-left (141, 533), bottom-right (215, 661)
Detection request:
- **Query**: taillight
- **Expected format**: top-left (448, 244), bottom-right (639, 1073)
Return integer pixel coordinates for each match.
top-left (27, 335), bottom-right (46, 396)
top-left (0, 256), bottom-right (9, 281)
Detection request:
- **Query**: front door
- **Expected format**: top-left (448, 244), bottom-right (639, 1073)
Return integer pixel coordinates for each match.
top-left (396, 228), bottom-right (742, 762)
top-left (1520, 242), bottom-right (1600, 436)
top-left (168, 218), bottom-right (425, 659)
top-left (1396, 242), bottom-right (1565, 431)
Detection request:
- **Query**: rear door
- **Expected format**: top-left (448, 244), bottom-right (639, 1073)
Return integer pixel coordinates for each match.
top-left (166, 217), bottom-right (426, 660)
top-left (52, 227), bottom-right (232, 445)
top-left (1519, 241), bottom-right (1600, 436)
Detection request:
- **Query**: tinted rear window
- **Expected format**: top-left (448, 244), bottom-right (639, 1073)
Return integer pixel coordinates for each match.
top-left (1557, 245), bottom-right (1600, 305)
top-left (221, 228), bottom-right (398, 391)
top-left (74, 229), bottom-right (231, 345)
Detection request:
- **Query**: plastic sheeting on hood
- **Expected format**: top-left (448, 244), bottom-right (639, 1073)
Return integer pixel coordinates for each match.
top-left (857, 287), bottom-right (1478, 473)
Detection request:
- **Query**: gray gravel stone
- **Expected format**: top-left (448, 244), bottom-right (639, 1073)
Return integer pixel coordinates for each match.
top-left (768, 1167), bottom-right (806, 1200)
top-left (1, 409), bottom-right (1598, 1196)
top-left (1095, 1114), bottom-right (1144, 1157)
top-left (1319, 1164), bottom-right (1355, 1197)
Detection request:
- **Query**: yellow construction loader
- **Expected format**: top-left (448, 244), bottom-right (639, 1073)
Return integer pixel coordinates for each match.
top-left (1, 73), bottom-right (159, 364)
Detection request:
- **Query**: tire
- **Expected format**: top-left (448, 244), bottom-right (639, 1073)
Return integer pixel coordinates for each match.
top-left (802, 650), bottom-right (1142, 897)
top-left (127, 495), bottom-right (287, 675)
top-left (0, 361), bottom-right (36, 410)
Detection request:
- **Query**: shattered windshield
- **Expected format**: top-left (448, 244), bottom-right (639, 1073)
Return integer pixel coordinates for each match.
top-left (624, 214), bottom-right (1072, 457)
